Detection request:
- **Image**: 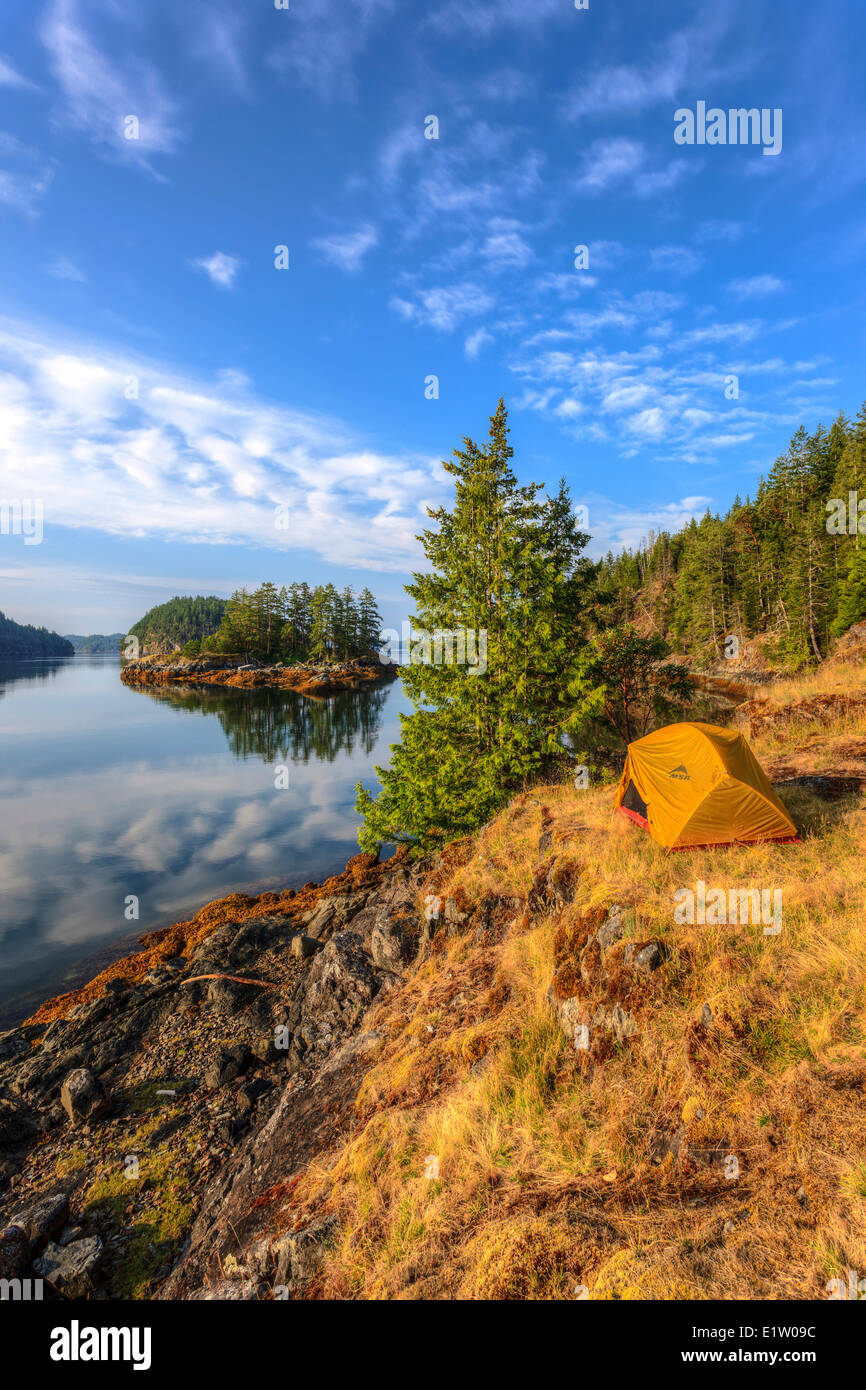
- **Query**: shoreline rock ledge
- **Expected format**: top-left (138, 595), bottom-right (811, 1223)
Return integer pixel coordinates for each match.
top-left (0, 850), bottom-right (427, 1300)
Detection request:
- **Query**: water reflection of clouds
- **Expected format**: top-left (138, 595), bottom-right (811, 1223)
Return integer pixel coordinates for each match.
top-left (0, 751), bottom-right (374, 959)
top-left (0, 667), bottom-right (408, 1012)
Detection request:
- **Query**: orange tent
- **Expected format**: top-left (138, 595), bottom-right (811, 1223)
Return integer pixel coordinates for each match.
top-left (614, 721), bottom-right (798, 851)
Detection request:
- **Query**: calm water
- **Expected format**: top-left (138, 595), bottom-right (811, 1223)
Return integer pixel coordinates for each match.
top-left (0, 657), bottom-right (409, 1026)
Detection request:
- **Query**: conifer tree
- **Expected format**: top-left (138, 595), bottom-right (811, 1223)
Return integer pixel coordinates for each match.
top-left (358, 587), bottom-right (382, 654)
top-left (356, 400), bottom-right (592, 853)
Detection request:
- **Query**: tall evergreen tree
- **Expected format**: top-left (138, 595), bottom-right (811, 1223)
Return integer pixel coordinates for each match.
top-left (356, 400), bottom-right (592, 853)
top-left (358, 587), bottom-right (382, 654)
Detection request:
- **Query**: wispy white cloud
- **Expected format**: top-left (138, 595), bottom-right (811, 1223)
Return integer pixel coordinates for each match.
top-left (46, 256), bottom-right (86, 283)
top-left (376, 116), bottom-right (546, 243)
top-left (475, 67), bottom-right (533, 101)
top-left (379, 124), bottom-right (419, 185)
top-left (696, 218), bottom-right (745, 243)
top-left (0, 127), bottom-right (54, 218)
top-left (0, 317), bottom-right (445, 572)
top-left (651, 244), bottom-right (703, 276)
top-left (563, 12), bottom-right (743, 122)
top-left (681, 320), bottom-right (762, 345)
top-left (268, 0), bottom-right (394, 99)
top-left (506, 277), bottom-right (815, 469)
top-left (428, 0), bottom-right (568, 38)
top-left (186, 0), bottom-right (249, 95)
top-left (0, 54), bottom-right (38, 90)
top-left (312, 224), bottom-right (379, 272)
top-left (40, 0), bottom-right (183, 168)
top-left (728, 274), bottom-right (785, 299)
top-left (481, 224), bottom-right (533, 270)
top-left (0, 166), bottom-right (53, 218)
top-left (190, 251), bottom-right (242, 290)
top-left (576, 137), bottom-right (643, 192)
top-left (391, 281), bottom-right (495, 332)
top-left (575, 137), bottom-right (696, 200)
top-left (565, 31), bottom-right (694, 119)
top-left (585, 495), bottom-right (715, 555)
top-left (465, 327), bottom-right (493, 359)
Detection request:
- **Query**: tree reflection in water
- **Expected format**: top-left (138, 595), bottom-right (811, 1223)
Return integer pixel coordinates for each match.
top-left (129, 682), bottom-right (390, 764)
top-left (0, 658), bottom-right (76, 703)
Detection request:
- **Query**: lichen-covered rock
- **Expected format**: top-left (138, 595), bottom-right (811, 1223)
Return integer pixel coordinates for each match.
top-left (369, 917), bottom-right (411, 973)
top-left (34, 1235), bottom-right (103, 1297)
top-left (7, 1190), bottom-right (69, 1253)
top-left (60, 1068), bottom-right (110, 1127)
top-left (548, 905), bottom-right (647, 1053)
top-left (290, 934), bottom-right (320, 959)
top-left (205, 1044), bottom-right (250, 1090)
top-left (272, 1215), bottom-right (338, 1296)
top-left (289, 930), bottom-right (383, 1064)
top-left (624, 940), bottom-right (666, 975)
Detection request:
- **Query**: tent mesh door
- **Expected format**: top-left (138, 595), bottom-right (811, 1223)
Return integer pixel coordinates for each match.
top-left (621, 779), bottom-right (648, 821)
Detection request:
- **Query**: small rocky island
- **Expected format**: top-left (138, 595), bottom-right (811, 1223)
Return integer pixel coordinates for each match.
top-left (120, 654), bottom-right (396, 697)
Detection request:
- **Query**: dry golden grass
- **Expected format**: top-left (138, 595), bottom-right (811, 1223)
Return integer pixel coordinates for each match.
top-left (283, 671), bottom-right (866, 1300)
top-left (761, 656), bottom-right (866, 708)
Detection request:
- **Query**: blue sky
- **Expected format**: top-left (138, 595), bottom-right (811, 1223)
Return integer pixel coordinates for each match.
top-left (0, 0), bottom-right (864, 635)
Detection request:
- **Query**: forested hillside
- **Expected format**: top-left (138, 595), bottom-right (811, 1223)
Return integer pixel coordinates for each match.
top-left (126, 596), bottom-right (227, 655)
top-left (64, 633), bottom-right (125, 653)
top-left (0, 611), bottom-right (74, 659)
top-left (596, 404), bottom-right (866, 666)
top-left (199, 581), bottom-right (383, 662)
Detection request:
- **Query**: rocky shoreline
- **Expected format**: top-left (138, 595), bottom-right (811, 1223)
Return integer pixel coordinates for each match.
top-left (120, 654), bottom-right (396, 697)
top-left (0, 847), bottom-right (430, 1299)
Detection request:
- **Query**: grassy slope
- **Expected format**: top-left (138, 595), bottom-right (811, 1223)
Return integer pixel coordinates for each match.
top-left (282, 662), bottom-right (866, 1300)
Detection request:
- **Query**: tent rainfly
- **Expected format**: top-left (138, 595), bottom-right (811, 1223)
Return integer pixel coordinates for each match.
top-left (614, 721), bottom-right (799, 852)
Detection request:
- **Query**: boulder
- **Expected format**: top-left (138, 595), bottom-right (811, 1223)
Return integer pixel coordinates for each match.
top-left (60, 1068), bottom-right (110, 1127)
top-left (34, 1235), bottom-right (103, 1298)
top-left (272, 1215), bottom-right (337, 1295)
top-left (369, 918), bottom-right (411, 973)
top-left (227, 914), bottom-right (295, 966)
top-left (624, 940), bottom-right (666, 974)
top-left (288, 930), bottom-right (383, 1064)
top-left (291, 934), bottom-right (320, 959)
top-left (310, 893), bottom-right (367, 939)
top-left (250, 1035), bottom-right (283, 1065)
top-left (236, 1077), bottom-right (273, 1116)
top-left (204, 1044), bottom-right (251, 1090)
top-left (597, 905), bottom-right (630, 955)
top-left (608, 1002), bottom-right (639, 1045)
top-left (7, 1190), bottom-right (69, 1253)
top-left (102, 977), bottom-right (131, 996)
top-left (206, 977), bottom-right (263, 1014)
top-left (443, 897), bottom-right (468, 930)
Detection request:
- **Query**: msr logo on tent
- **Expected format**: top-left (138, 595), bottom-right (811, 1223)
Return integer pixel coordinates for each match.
top-left (669, 764), bottom-right (690, 780)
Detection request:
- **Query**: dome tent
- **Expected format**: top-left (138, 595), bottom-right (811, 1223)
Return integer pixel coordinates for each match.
top-left (614, 721), bottom-right (798, 852)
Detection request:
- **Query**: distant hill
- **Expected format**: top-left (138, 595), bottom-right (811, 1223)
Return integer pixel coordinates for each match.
top-left (126, 596), bottom-right (227, 656)
top-left (65, 633), bottom-right (125, 654)
top-left (0, 610), bottom-right (74, 659)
